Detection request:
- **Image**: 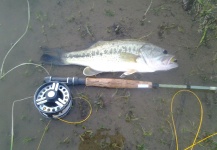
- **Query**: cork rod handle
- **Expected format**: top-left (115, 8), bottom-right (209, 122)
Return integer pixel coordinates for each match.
top-left (85, 78), bottom-right (153, 89)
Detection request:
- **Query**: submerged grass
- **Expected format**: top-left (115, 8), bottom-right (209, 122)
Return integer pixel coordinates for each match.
top-left (37, 120), bottom-right (51, 150)
top-left (105, 9), bottom-right (115, 17)
top-left (11, 96), bottom-right (33, 150)
top-left (190, 0), bottom-right (217, 47)
top-left (0, 0), bottom-right (30, 77)
top-left (0, 63), bottom-right (50, 79)
top-left (0, 0), bottom-right (50, 80)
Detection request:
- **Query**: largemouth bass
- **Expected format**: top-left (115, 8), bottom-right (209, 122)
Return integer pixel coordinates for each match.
top-left (41, 39), bottom-right (178, 77)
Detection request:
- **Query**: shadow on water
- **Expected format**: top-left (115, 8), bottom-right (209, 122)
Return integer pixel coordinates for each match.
top-left (1, 0), bottom-right (217, 149)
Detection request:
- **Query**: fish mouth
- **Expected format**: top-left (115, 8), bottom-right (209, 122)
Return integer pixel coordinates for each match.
top-left (168, 56), bottom-right (177, 64)
top-left (162, 56), bottom-right (177, 65)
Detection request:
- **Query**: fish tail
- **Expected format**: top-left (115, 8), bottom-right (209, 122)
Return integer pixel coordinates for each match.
top-left (40, 46), bottom-right (66, 65)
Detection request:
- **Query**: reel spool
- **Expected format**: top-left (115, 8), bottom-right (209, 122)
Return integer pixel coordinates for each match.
top-left (34, 82), bottom-right (73, 119)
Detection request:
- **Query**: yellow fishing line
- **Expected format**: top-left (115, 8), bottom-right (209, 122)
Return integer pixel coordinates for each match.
top-left (184, 132), bottom-right (217, 150)
top-left (171, 90), bottom-right (217, 150)
top-left (57, 97), bottom-right (92, 124)
top-left (171, 90), bottom-right (203, 150)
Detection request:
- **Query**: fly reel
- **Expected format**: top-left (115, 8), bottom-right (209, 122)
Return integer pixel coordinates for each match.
top-left (34, 82), bottom-right (73, 119)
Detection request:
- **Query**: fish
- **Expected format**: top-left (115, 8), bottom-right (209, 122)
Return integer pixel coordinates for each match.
top-left (40, 39), bottom-right (178, 77)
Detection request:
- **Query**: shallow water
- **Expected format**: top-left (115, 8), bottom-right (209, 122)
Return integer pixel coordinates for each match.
top-left (1, 0), bottom-right (217, 149)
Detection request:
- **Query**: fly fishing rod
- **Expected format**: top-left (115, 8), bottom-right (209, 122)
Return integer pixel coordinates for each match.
top-left (44, 76), bottom-right (217, 91)
top-left (34, 76), bottom-right (217, 119)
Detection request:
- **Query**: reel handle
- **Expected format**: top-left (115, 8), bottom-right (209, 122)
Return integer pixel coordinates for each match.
top-left (44, 76), bottom-right (154, 89)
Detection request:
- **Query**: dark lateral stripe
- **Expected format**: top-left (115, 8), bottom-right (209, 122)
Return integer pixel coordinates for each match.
top-left (62, 46), bottom-right (138, 59)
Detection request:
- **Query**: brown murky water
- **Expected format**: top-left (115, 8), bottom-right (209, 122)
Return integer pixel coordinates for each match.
top-left (1, 0), bottom-right (217, 149)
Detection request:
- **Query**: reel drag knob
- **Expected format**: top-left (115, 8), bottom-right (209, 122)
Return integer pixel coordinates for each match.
top-left (34, 82), bottom-right (73, 119)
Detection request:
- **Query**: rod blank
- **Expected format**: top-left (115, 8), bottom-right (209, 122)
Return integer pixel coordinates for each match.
top-left (44, 76), bottom-right (217, 91)
top-left (159, 84), bottom-right (217, 91)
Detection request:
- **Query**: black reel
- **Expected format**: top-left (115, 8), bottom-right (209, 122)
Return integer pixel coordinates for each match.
top-left (34, 82), bottom-right (73, 119)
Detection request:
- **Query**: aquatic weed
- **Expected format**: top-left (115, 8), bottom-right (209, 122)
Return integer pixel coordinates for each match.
top-left (23, 137), bottom-right (35, 143)
top-left (191, 0), bottom-right (217, 47)
top-left (65, 13), bottom-right (75, 23)
top-left (105, 9), bottom-right (115, 17)
top-left (136, 143), bottom-right (147, 150)
top-left (35, 12), bottom-right (47, 22)
top-left (59, 137), bottom-right (71, 144)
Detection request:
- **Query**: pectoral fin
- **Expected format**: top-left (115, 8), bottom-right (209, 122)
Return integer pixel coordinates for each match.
top-left (120, 69), bottom-right (137, 78)
top-left (83, 67), bottom-right (102, 76)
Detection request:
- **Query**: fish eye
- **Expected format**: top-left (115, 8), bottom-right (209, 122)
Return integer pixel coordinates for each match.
top-left (174, 59), bottom-right (177, 62)
top-left (163, 50), bottom-right (168, 54)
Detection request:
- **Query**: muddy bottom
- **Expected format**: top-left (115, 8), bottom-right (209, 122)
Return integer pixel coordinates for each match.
top-left (1, 0), bottom-right (217, 150)
top-left (79, 128), bottom-right (125, 150)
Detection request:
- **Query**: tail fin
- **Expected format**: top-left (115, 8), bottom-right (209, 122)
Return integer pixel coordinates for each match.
top-left (40, 47), bottom-right (66, 65)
